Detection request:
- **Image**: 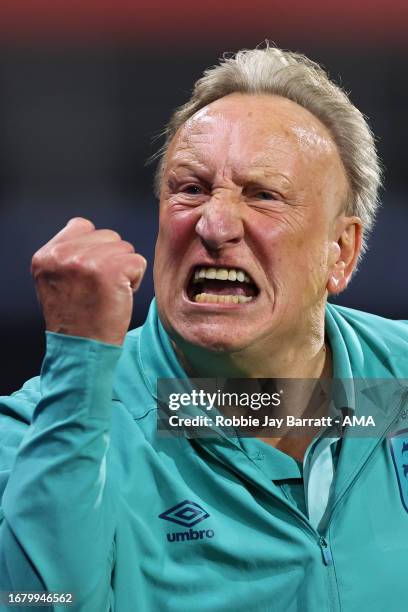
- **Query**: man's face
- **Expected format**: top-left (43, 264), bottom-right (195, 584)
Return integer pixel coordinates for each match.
top-left (154, 93), bottom-right (352, 353)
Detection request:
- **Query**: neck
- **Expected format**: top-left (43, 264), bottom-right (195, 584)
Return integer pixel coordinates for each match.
top-left (170, 310), bottom-right (333, 462)
top-left (172, 324), bottom-right (331, 380)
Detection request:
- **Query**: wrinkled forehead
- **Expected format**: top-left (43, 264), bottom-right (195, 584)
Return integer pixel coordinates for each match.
top-left (166, 94), bottom-right (342, 176)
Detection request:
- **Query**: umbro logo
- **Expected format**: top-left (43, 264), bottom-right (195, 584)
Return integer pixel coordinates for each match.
top-left (159, 500), bottom-right (214, 543)
top-left (159, 500), bottom-right (209, 527)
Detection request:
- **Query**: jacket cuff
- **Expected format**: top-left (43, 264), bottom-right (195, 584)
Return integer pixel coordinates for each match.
top-left (37, 331), bottom-right (123, 422)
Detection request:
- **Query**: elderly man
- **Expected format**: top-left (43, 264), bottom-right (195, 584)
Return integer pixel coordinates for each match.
top-left (0, 46), bottom-right (407, 612)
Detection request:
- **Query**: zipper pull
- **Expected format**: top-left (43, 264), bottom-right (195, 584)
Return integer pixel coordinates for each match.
top-left (319, 536), bottom-right (333, 565)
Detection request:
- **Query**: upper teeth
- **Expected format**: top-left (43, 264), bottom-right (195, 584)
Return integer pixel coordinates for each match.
top-left (193, 267), bottom-right (251, 283)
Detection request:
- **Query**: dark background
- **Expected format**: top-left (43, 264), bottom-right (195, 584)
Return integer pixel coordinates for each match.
top-left (0, 0), bottom-right (407, 394)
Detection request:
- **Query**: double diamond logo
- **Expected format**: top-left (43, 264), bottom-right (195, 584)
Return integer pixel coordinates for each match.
top-left (159, 500), bottom-right (210, 527)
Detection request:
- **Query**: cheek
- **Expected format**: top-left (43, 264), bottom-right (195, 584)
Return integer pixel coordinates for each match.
top-left (157, 208), bottom-right (198, 257)
top-left (154, 224), bottom-right (189, 283)
top-left (248, 222), bottom-right (308, 279)
top-left (259, 225), bottom-right (330, 296)
top-left (302, 240), bottom-right (333, 296)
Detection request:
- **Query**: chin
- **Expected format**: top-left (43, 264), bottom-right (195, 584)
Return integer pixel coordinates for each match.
top-left (171, 321), bottom-right (254, 354)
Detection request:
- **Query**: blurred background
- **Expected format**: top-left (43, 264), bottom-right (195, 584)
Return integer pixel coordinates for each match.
top-left (0, 0), bottom-right (407, 394)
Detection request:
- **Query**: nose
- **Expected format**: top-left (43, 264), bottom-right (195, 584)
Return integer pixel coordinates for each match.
top-left (195, 195), bottom-right (244, 252)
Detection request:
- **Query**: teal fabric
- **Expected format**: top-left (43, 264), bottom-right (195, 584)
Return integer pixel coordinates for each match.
top-left (1, 300), bottom-right (408, 612)
top-left (239, 434), bottom-right (341, 531)
top-left (240, 326), bottom-right (356, 533)
top-left (305, 436), bottom-right (339, 530)
top-left (240, 438), bottom-right (306, 515)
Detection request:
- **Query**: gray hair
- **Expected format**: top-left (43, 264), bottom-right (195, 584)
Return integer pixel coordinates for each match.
top-left (153, 44), bottom-right (382, 254)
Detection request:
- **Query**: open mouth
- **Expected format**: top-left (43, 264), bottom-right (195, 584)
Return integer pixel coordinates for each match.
top-left (186, 266), bottom-right (259, 304)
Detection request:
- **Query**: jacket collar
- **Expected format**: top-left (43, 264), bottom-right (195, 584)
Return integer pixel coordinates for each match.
top-left (135, 299), bottom-right (408, 519)
top-left (136, 300), bottom-right (407, 426)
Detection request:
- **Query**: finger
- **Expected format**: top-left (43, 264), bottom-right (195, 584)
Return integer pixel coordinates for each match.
top-left (117, 253), bottom-right (147, 292)
top-left (79, 240), bottom-right (135, 259)
top-left (82, 249), bottom-right (146, 288)
top-left (61, 228), bottom-right (124, 250)
top-left (48, 217), bottom-right (96, 245)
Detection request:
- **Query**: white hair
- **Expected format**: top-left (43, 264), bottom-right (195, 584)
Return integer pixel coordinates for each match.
top-left (153, 44), bottom-right (382, 254)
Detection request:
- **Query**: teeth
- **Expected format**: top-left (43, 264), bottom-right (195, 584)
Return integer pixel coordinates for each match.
top-left (215, 268), bottom-right (229, 280)
top-left (193, 266), bottom-right (253, 284)
top-left (194, 293), bottom-right (253, 304)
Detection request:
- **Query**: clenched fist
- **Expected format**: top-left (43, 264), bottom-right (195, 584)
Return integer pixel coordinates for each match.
top-left (31, 217), bottom-right (147, 346)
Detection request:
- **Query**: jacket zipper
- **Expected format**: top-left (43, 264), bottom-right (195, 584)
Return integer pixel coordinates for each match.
top-left (288, 511), bottom-right (339, 611)
top-left (319, 536), bottom-right (333, 565)
top-left (318, 533), bottom-right (340, 612)
top-left (326, 405), bottom-right (405, 531)
top-left (209, 438), bottom-right (342, 608)
top-left (195, 403), bottom-right (404, 612)
top-left (313, 405), bottom-right (407, 610)
top-left (237, 450), bottom-right (341, 609)
top-left (283, 408), bottom-right (405, 610)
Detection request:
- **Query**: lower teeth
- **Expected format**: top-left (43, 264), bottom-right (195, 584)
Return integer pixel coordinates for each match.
top-left (194, 293), bottom-right (253, 304)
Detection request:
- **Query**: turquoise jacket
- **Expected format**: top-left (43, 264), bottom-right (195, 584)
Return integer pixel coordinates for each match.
top-left (1, 301), bottom-right (408, 612)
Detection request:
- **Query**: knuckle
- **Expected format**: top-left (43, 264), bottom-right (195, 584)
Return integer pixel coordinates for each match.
top-left (67, 252), bottom-right (83, 269)
top-left (135, 254), bottom-right (147, 269)
top-left (121, 240), bottom-right (135, 252)
top-left (107, 230), bottom-right (121, 241)
top-left (47, 244), bottom-right (66, 265)
top-left (68, 252), bottom-right (93, 273)
top-left (68, 217), bottom-right (95, 231)
top-left (97, 229), bottom-right (121, 242)
top-left (31, 245), bottom-right (64, 275)
top-left (41, 248), bottom-right (91, 277)
top-left (31, 249), bottom-right (43, 269)
top-left (31, 252), bottom-right (44, 276)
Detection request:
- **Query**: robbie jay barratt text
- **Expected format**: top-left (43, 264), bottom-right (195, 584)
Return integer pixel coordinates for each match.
top-left (167, 415), bottom-right (376, 428)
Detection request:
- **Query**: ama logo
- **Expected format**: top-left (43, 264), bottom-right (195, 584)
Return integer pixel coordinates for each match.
top-left (389, 429), bottom-right (408, 512)
top-left (159, 500), bottom-right (215, 543)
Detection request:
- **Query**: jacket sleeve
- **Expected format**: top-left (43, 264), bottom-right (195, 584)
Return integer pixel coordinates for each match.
top-left (0, 332), bottom-right (122, 611)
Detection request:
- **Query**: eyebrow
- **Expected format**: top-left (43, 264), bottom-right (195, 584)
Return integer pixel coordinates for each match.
top-left (243, 167), bottom-right (294, 189)
top-left (166, 162), bottom-right (214, 187)
top-left (167, 160), bottom-right (294, 193)
top-left (168, 161), bottom-right (210, 175)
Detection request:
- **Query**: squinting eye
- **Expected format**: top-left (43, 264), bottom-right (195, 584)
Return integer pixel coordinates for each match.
top-left (255, 191), bottom-right (276, 200)
top-left (181, 184), bottom-right (204, 195)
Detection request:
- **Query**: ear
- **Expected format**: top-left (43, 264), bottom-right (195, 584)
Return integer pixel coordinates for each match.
top-left (327, 217), bottom-right (362, 295)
